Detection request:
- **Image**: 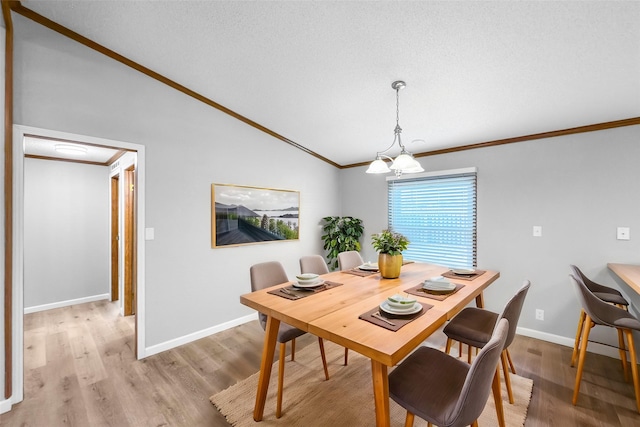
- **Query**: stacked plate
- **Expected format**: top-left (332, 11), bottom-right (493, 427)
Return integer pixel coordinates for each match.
top-left (293, 273), bottom-right (324, 289)
top-left (422, 276), bottom-right (456, 295)
top-left (379, 294), bottom-right (422, 315)
top-left (358, 262), bottom-right (379, 271)
top-left (451, 268), bottom-right (476, 276)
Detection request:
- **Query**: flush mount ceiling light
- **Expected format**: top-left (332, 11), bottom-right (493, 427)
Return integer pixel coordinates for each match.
top-left (54, 143), bottom-right (88, 156)
top-left (366, 80), bottom-right (424, 177)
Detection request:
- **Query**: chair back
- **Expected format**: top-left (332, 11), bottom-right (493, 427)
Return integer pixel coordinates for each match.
top-left (569, 274), bottom-right (627, 328)
top-left (496, 280), bottom-right (531, 348)
top-left (337, 251), bottom-right (364, 271)
top-left (300, 255), bottom-right (330, 275)
top-left (569, 264), bottom-right (610, 294)
top-left (250, 261), bottom-right (289, 329)
top-left (452, 318), bottom-right (509, 426)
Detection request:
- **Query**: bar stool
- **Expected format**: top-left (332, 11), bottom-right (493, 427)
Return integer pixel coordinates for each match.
top-left (569, 265), bottom-right (629, 378)
top-left (569, 274), bottom-right (640, 412)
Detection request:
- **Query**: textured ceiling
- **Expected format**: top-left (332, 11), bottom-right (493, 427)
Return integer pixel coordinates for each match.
top-left (17, 1), bottom-right (640, 166)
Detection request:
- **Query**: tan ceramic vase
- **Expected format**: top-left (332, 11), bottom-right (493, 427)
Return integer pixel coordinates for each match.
top-left (378, 253), bottom-right (403, 279)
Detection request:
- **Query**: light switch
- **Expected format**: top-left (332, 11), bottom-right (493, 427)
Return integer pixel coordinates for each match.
top-left (533, 226), bottom-right (542, 237)
top-left (145, 227), bottom-right (155, 240)
top-left (617, 227), bottom-right (630, 240)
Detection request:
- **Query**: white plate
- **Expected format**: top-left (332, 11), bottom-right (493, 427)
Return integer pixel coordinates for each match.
top-left (358, 263), bottom-right (379, 271)
top-left (379, 301), bottom-right (422, 315)
top-left (451, 268), bottom-right (476, 275)
top-left (292, 279), bottom-right (325, 289)
top-left (423, 281), bottom-right (456, 291)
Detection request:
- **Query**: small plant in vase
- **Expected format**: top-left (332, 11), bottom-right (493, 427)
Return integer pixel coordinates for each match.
top-left (371, 229), bottom-right (409, 278)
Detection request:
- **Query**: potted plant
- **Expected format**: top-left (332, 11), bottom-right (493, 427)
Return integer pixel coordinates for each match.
top-left (321, 216), bottom-right (364, 270)
top-left (371, 229), bottom-right (409, 278)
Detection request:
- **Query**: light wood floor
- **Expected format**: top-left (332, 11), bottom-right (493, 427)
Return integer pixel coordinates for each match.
top-left (1, 300), bottom-right (640, 426)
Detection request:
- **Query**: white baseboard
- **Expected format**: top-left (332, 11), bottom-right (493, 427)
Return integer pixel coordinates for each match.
top-left (0, 396), bottom-right (13, 414)
top-left (24, 293), bottom-right (110, 314)
top-left (144, 313), bottom-right (258, 358)
top-left (517, 326), bottom-right (639, 363)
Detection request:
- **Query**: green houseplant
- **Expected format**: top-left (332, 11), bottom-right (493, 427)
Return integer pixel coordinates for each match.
top-left (321, 216), bottom-right (364, 271)
top-left (371, 229), bottom-right (409, 278)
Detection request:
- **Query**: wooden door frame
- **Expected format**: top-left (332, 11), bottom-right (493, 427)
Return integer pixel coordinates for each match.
top-left (123, 167), bottom-right (135, 316)
top-left (110, 175), bottom-right (119, 302)
top-left (8, 125), bottom-right (146, 410)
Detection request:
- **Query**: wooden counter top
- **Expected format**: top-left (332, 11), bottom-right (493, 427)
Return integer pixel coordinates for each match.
top-left (608, 263), bottom-right (640, 295)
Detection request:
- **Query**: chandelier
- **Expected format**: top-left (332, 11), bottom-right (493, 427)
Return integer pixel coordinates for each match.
top-left (366, 80), bottom-right (424, 177)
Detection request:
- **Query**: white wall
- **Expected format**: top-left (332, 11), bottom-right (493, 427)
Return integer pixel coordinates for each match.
top-left (341, 125), bottom-right (640, 353)
top-left (11, 14), bottom-right (341, 351)
top-left (23, 158), bottom-right (110, 311)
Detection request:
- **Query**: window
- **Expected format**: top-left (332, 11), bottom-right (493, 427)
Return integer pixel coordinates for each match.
top-left (387, 168), bottom-right (477, 268)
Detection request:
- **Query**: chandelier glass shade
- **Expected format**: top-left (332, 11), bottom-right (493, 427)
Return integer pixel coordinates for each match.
top-left (366, 80), bottom-right (424, 177)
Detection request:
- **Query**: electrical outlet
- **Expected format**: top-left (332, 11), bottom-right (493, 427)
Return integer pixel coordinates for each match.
top-left (535, 309), bottom-right (544, 321)
top-left (533, 226), bottom-right (542, 237)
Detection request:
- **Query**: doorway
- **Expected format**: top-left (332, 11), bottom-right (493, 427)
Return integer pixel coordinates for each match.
top-left (9, 125), bottom-right (147, 408)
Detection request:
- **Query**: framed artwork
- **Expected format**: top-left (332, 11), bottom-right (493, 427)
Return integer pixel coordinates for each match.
top-left (211, 183), bottom-right (300, 248)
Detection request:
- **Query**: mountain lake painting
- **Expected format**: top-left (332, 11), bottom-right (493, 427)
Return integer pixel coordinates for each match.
top-left (211, 183), bottom-right (300, 247)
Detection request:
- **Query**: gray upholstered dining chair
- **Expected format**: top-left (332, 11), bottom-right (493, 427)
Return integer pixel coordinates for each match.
top-left (250, 261), bottom-right (330, 418)
top-left (389, 318), bottom-right (509, 427)
top-left (299, 255), bottom-right (350, 365)
top-left (337, 250), bottom-right (364, 271)
top-left (569, 264), bottom-right (629, 377)
top-left (569, 274), bottom-right (640, 412)
top-left (443, 280), bottom-right (530, 411)
top-left (299, 254), bottom-right (330, 275)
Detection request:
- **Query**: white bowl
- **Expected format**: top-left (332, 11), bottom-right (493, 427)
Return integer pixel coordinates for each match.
top-left (296, 273), bottom-right (319, 282)
top-left (386, 294), bottom-right (417, 309)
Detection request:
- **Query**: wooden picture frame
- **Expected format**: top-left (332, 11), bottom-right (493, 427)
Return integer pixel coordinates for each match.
top-left (211, 183), bottom-right (300, 248)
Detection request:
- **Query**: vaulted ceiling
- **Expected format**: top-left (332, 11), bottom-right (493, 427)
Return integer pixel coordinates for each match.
top-left (14, 1), bottom-right (640, 167)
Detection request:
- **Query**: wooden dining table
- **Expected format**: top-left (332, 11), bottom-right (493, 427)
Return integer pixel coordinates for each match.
top-left (240, 262), bottom-right (500, 426)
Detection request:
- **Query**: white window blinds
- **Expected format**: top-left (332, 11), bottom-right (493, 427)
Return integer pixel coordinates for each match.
top-left (388, 169), bottom-right (477, 268)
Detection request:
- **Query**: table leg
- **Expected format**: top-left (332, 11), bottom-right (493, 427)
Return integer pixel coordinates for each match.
top-left (253, 315), bottom-right (280, 421)
top-left (475, 291), bottom-right (485, 308)
top-left (371, 360), bottom-right (390, 427)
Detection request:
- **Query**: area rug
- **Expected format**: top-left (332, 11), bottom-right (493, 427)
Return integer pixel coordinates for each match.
top-left (211, 341), bottom-right (533, 426)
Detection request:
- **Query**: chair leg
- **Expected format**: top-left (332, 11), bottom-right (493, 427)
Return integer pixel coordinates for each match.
top-left (617, 328), bottom-right (630, 382)
top-left (501, 350), bottom-right (514, 404)
top-left (459, 341), bottom-right (463, 358)
top-left (445, 337), bottom-right (452, 354)
top-left (571, 309), bottom-right (586, 367)
top-left (276, 342), bottom-right (286, 418)
top-left (344, 347), bottom-right (349, 366)
top-left (467, 345), bottom-right (472, 364)
top-left (318, 338), bottom-right (330, 381)
top-left (471, 421), bottom-right (479, 427)
top-left (291, 338), bottom-right (296, 361)
top-left (624, 330), bottom-right (640, 413)
top-left (492, 366), bottom-right (506, 427)
top-left (573, 316), bottom-right (593, 406)
top-left (404, 411), bottom-right (415, 427)
top-left (506, 348), bottom-right (517, 374)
